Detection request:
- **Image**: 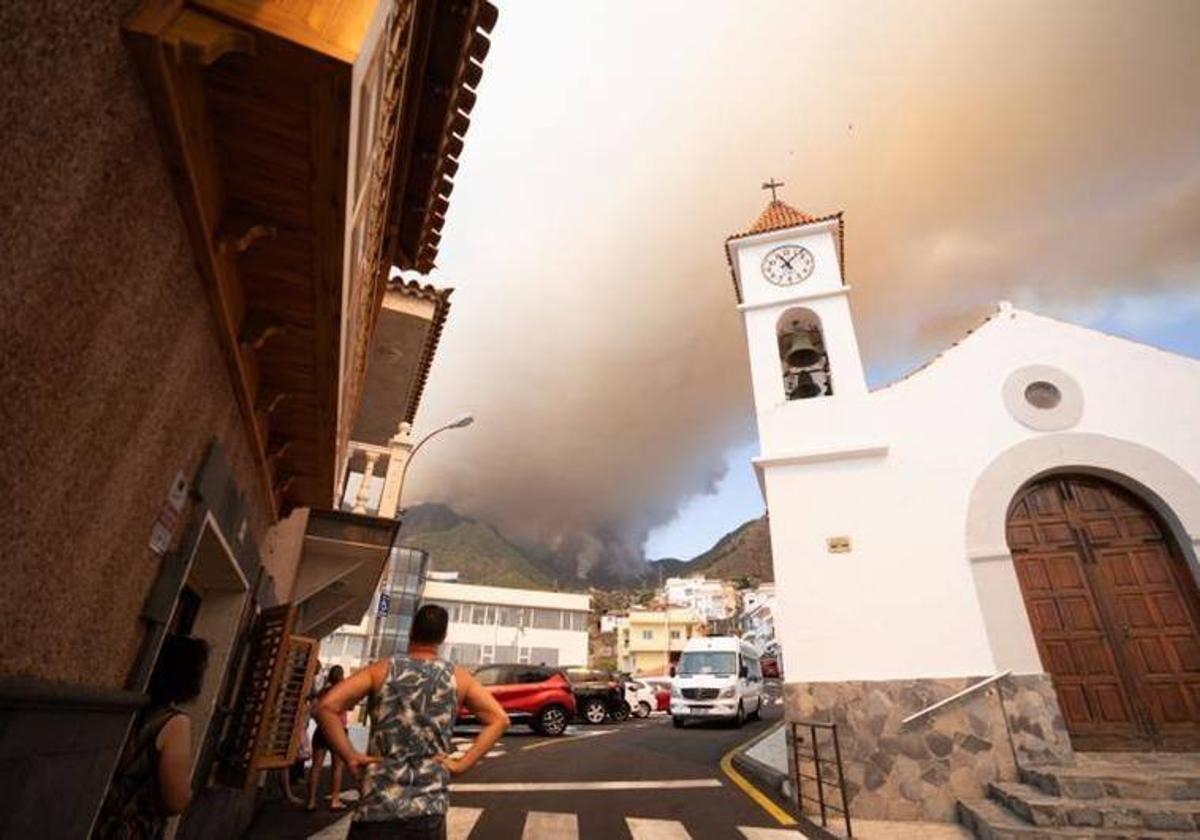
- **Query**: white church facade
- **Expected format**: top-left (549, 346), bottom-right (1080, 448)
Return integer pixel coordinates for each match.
top-left (726, 198), bottom-right (1200, 822)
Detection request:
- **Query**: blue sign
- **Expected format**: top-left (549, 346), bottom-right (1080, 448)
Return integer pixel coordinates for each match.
top-left (377, 593), bottom-right (391, 617)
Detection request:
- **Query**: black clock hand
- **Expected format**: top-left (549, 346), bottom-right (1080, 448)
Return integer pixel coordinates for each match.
top-left (779, 254), bottom-right (795, 270)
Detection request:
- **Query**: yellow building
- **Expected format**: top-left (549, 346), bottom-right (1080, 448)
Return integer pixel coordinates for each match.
top-left (617, 607), bottom-right (705, 676)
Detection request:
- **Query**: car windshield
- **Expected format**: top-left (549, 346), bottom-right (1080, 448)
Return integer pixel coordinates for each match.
top-left (678, 651), bottom-right (737, 676)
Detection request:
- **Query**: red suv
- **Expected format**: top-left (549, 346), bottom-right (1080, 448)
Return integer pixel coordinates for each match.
top-left (460, 664), bottom-right (576, 736)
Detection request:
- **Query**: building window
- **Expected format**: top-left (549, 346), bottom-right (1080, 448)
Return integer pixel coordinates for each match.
top-left (531, 608), bottom-right (561, 630)
top-left (641, 630), bottom-right (654, 641)
top-left (531, 647), bottom-right (559, 667)
top-left (481, 645), bottom-right (494, 665)
top-left (670, 630), bottom-right (681, 640)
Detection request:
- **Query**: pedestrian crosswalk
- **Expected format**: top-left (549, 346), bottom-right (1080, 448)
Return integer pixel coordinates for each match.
top-left (311, 807), bottom-right (808, 839)
top-left (448, 808), bottom-right (803, 840)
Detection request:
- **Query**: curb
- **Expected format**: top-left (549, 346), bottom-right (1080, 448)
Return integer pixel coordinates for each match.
top-left (731, 747), bottom-right (794, 805)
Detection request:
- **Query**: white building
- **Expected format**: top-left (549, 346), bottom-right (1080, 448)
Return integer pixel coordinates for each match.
top-left (740, 583), bottom-right (777, 651)
top-left (421, 580), bottom-right (590, 668)
top-left (662, 576), bottom-right (736, 622)
top-left (726, 197), bottom-right (1200, 822)
top-left (600, 613), bottom-right (628, 634)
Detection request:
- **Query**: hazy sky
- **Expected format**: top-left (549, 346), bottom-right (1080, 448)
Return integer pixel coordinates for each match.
top-left (401, 0), bottom-right (1200, 577)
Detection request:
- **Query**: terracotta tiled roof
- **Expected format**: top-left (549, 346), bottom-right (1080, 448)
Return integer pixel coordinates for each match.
top-left (735, 200), bottom-right (818, 238)
top-left (723, 202), bottom-right (845, 303)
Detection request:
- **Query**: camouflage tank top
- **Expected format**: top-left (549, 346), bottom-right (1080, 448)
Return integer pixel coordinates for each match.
top-left (355, 655), bottom-right (457, 821)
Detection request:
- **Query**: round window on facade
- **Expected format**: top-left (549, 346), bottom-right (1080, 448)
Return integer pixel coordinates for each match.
top-left (1024, 381), bottom-right (1062, 410)
top-left (1002, 365), bottom-right (1083, 431)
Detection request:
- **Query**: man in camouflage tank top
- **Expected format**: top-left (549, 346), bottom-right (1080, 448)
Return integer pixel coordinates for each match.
top-left (315, 605), bottom-right (509, 839)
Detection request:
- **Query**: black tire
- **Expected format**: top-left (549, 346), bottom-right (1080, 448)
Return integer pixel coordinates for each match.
top-left (637, 701), bottom-right (652, 719)
top-left (611, 701), bottom-right (631, 723)
top-left (672, 715), bottom-right (686, 728)
top-left (536, 704), bottom-right (569, 737)
top-left (732, 702), bottom-right (745, 728)
top-left (748, 698), bottom-right (761, 721)
top-left (581, 697), bottom-right (608, 725)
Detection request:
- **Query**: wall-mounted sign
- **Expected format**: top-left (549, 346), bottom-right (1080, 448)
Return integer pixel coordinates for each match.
top-left (827, 536), bottom-right (852, 554)
top-left (377, 593), bottom-right (391, 617)
top-left (150, 471), bottom-right (189, 556)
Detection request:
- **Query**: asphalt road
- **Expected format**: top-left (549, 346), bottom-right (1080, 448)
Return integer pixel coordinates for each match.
top-left (446, 682), bottom-right (794, 839)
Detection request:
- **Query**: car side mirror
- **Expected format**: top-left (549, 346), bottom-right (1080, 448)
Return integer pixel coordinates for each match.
top-left (669, 666), bottom-right (676, 677)
top-left (739, 665), bottom-right (748, 679)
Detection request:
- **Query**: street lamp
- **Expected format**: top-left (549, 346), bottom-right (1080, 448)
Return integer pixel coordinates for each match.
top-left (394, 413), bottom-right (474, 515)
top-left (369, 412), bottom-right (474, 661)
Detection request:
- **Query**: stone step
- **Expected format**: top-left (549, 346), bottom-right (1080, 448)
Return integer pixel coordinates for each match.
top-left (987, 781), bottom-right (1200, 832)
top-left (957, 798), bottom-right (1187, 840)
top-left (1021, 755), bottom-right (1200, 801)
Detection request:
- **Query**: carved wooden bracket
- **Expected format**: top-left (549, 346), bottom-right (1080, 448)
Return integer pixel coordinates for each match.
top-left (255, 389), bottom-right (289, 416)
top-left (267, 439), bottom-right (294, 462)
top-left (165, 10), bottom-right (256, 66)
top-left (242, 322), bottom-right (286, 351)
top-left (218, 223), bottom-right (277, 256)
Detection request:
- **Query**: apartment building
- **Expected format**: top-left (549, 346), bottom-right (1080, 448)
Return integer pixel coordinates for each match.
top-left (422, 581), bottom-right (591, 668)
top-left (616, 607), bottom-right (705, 676)
top-left (662, 576), bottom-right (738, 622)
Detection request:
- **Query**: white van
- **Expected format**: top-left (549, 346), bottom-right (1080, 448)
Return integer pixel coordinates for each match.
top-left (670, 636), bottom-right (763, 727)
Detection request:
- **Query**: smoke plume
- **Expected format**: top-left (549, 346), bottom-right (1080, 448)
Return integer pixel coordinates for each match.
top-left (400, 0), bottom-right (1200, 580)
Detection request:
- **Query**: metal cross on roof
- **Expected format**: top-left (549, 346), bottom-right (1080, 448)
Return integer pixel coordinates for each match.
top-left (761, 178), bottom-right (785, 202)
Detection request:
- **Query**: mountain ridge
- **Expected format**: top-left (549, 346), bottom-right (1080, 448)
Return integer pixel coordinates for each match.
top-left (398, 503), bottom-right (772, 591)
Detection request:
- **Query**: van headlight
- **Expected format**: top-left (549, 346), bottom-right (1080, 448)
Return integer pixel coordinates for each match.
top-left (719, 686), bottom-right (736, 699)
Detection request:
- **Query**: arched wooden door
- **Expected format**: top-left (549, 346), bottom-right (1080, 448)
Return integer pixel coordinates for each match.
top-left (1007, 475), bottom-right (1200, 751)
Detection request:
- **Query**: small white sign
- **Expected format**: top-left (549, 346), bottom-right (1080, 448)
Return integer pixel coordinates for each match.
top-left (150, 472), bottom-right (189, 556)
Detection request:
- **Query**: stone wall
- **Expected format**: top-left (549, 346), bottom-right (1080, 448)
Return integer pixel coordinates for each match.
top-left (784, 673), bottom-right (1070, 822)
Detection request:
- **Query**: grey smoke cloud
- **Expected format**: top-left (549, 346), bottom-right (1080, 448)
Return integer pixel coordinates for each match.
top-left (399, 0), bottom-right (1200, 579)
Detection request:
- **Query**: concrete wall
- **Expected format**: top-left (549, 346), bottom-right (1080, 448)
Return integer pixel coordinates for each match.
top-left (758, 306), bottom-right (1200, 683)
top-left (0, 0), bottom-right (271, 690)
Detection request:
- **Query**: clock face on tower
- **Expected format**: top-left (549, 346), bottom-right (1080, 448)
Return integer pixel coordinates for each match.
top-left (761, 245), bottom-right (815, 286)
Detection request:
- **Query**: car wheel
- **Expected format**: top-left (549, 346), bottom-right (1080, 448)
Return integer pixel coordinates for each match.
top-left (732, 702), bottom-right (745, 728)
top-left (672, 715), bottom-right (686, 728)
top-left (537, 704), bottom-right (569, 737)
top-left (582, 697), bottom-right (608, 724)
top-left (637, 701), bottom-right (652, 719)
top-left (611, 701), bottom-right (631, 723)
top-left (748, 698), bottom-right (761, 721)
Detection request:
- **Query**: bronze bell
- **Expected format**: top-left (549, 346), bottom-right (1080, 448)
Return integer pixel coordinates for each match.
top-left (783, 331), bottom-right (823, 369)
top-left (790, 370), bottom-right (822, 399)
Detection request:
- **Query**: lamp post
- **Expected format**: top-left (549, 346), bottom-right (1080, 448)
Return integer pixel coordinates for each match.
top-left (367, 413), bottom-right (474, 661)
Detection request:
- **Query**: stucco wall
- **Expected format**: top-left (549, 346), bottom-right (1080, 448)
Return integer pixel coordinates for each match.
top-left (0, 1), bottom-right (270, 689)
top-left (759, 306), bottom-right (1200, 683)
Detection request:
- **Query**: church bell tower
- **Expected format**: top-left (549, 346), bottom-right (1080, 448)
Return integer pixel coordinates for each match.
top-left (725, 183), bottom-right (870, 457)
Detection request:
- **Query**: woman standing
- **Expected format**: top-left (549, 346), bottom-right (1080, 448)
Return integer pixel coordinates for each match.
top-left (94, 635), bottom-right (210, 839)
top-left (306, 665), bottom-right (349, 811)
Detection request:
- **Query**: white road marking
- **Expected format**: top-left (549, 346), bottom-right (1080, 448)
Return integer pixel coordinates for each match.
top-left (447, 806), bottom-right (484, 840)
top-left (522, 811), bottom-right (578, 840)
top-left (626, 817), bottom-right (693, 839)
top-left (739, 828), bottom-right (814, 839)
top-left (305, 814), bottom-right (352, 839)
top-left (485, 749), bottom-right (506, 758)
top-left (451, 779), bottom-right (723, 793)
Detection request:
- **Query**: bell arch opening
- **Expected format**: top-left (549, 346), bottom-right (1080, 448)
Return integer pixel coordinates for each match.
top-left (776, 307), bottom-right (832, 401)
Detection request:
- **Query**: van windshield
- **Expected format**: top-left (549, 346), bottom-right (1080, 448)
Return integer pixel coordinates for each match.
top-left (678, 651), bottom-right (736, 676)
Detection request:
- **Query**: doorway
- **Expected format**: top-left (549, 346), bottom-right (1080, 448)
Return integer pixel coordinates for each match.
top-left (1007, 475), bottom-right (1200, 750)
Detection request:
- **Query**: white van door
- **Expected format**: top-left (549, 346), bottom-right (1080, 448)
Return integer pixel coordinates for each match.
top-left (743, 655), bottom-right (763, 714)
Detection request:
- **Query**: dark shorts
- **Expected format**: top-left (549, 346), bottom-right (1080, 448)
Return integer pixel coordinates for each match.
top-left (312, 725), bottom-right (347, 754)
top-left (349, 815), bottom-right (446, 840)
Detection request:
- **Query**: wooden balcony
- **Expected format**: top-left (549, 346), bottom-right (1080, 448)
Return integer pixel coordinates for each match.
top-left (123, 0), bottom-right (495, 517)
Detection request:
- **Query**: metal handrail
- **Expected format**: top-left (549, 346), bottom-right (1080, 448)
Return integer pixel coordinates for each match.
top-left (791, 720), bottom-right (853, 838)
top-left (901, 670), bottom-right (1011, 728)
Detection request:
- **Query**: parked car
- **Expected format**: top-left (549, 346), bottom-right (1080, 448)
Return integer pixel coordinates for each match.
top-left (462, 664), bottom-right (576, 736)
top-left (623, 679), bottom-right (658, 718)
top-left (761, 641), bottom-right (782, 679)
top-left (671, 636), bottom-right (763, 728)
top-left (639, 677), bottom-right (673, 712)
top-left (563, 667), bottom-right (628, 724)
top-left (760, 653), bottom-right (780, 679)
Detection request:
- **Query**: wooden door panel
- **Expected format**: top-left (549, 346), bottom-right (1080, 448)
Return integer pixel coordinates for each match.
top-left (1010, 475), bottom-right (1200, 750)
